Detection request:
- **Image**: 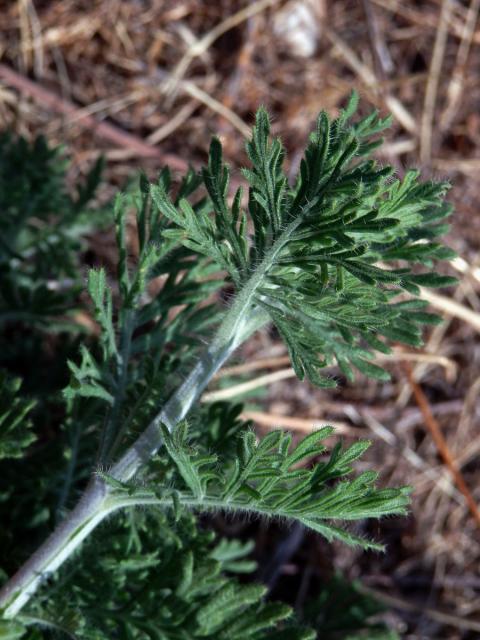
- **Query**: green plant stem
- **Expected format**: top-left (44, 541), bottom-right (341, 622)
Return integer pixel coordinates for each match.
top-left (98, 308), bottom-right (135, 464)
top-left (110, 304), bottom-right (268, 482)
top-left (0, 213), bottom-right (306, 619)
top-left (0, 476), bottom-right (111, 619)
top-left (0, 305), bottom-right (268, 619)
top-left (105, 493), bottom-right (334, 522)
top-left (110, 212), bottom-right (306, 482)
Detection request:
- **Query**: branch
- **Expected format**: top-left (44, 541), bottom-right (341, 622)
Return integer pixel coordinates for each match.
top-left (0, 299), bottom-right (268, 618)
top-left (0, 63), bottom-right (188, 166)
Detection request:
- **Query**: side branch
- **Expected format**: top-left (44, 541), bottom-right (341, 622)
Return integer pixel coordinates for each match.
top-left (0, 303), bottom-right (268, 617)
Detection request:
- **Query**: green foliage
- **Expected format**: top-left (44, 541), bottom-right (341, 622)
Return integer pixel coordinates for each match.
top-left (152, 93), bottom-right (455, 387)
top-left (0, 96), bottom-right (456, 639)
top-left (0, 133), bottom-right (105, 333)
top-left (7, 511), bottom-right (312, 640)
top-left (0, 371), bottom-right (36, 460)
top-left (61, 182), bottom-right (226, 465)
top-left (0, 133), bottom-right (107, 414)
top-left (105, 423), bottom-right (409, 551)
top-left (0, 618), bottom-right (26, 640)
top-left (302, 574), bottom-right (400, 639)
top-left (0, 132), bottom-right (104, 276)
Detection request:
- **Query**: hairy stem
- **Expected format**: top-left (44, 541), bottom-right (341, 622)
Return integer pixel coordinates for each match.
top-left (0, 303), bottom-right (267, 619)
top-left (0, 477), bottom-right (111, 619)
top-left (110, 304), bottom-right (268, 482)
top-left (0, 214), bottom-right (304, 618)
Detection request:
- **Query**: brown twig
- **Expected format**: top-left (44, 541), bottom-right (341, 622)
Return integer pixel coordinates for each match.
top-left (372, 0), bottom-right (479, 43)
top-left (215, 350), bottom-right (456, 380)
top-left (360, 409), bottom-right (465, 504)
top-left (361, 0), bottom-right (394, 76)
top-left (213, 355), bottom-right (291, 378)
top-left (420, 0), bottom-right (453, 165)
top-left (202, 368), bottom-right (296, 403)
top-left (164, 0), bottom-right (282, 101)
top-left (440, 0), bottom-right (480, 131)
top-left (153, 71), bottom-right (251, 138)
top-left (325, 30), bottom-right (417, 134)
top-left (0, 63), bottom-right (188, 169)
top-left (434, 157), bottom-right (480, 175)
top-left (146, 99), bottom-right (199, 145)
top-left (420, 287), bottom-right (480, 333)
top-left (240, 410), bottom-right (356, 436)
top-left (403, 361), bottom-right (480, 530)
top-left (358, 583), bottom-right (480, 633)
top-left (19, 0), bottom-right (44, 78)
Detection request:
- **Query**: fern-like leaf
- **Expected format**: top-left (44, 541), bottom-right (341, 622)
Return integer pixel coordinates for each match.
top-left (107, 425), bottom-right (410, 551)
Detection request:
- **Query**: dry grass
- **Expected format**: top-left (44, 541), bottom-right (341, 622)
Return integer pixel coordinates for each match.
top-left (1, 1), bottom-right (480, 636)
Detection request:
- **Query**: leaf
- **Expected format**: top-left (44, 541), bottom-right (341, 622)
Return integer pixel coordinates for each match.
top-left (87, 268), bottom-right (117, 362)
top-left (0, 620), bottom-right (27, 639)
top-left (196, 584), bottom-right (267, 635)
top-left (116, 428), bottom-right (410, 552)
top-left (161, 422), bottom-right (216, 499)
top-left (143, 97), bottom-right (455, 388)
top-left (0, 371), bottom-right (36, 460)
top-left (63, 346), bottom-right (113, 406)
top-left (404, 273), bottom-right (457, 288)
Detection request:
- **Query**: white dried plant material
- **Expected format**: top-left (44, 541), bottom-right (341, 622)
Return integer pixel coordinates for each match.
top-left (273, 0), bottom-right (323, 58)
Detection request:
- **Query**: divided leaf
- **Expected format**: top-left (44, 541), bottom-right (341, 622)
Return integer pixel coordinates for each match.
top-left (110, 424), bottom-right (410, 551)
top-left (149, 94), bottom-right (455, 386)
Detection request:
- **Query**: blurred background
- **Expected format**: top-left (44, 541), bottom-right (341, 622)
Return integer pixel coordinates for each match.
top-left (1, 0), bottom-right (480, 637)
